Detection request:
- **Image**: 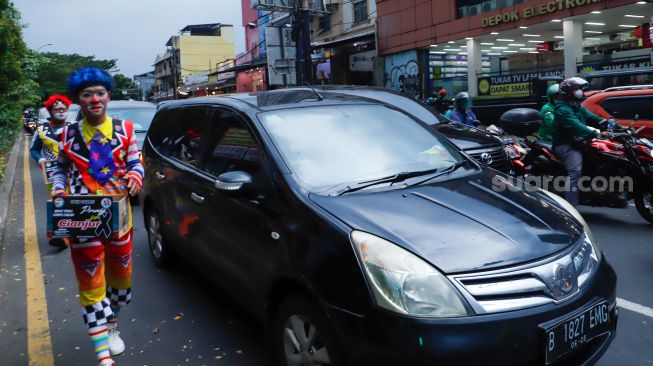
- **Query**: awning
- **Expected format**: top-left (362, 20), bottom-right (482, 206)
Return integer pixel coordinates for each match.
top-left (183, 78), bottom-right (235, 92)
top-left (311, 30), bottom-right (375, 48)
top-left (213, 58), bottom-right (268, 75)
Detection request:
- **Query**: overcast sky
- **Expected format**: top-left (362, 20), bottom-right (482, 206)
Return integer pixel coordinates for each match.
top-left (13, 0), bottom-right (246, 77)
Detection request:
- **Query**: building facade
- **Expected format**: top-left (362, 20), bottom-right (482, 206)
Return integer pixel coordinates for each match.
top-left (153, 23), bottom-right (235, 101)
top-left (133, 71), bottom-right (155, 101)
top-left (376, 0), bottom-right (653, 99)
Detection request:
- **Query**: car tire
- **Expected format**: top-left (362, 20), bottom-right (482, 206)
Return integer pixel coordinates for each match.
top-left (634, 186), bottom-right (653, 224)
top-left (145, 207), bottom-right (174, 267)
top-left (274, 294), bottom-right (344, 366)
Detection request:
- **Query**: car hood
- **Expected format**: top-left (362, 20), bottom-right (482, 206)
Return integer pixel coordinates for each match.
top-left (309, 170), bottom-right (583, 274)
top-left (433, 122), bottom-right (501, 150)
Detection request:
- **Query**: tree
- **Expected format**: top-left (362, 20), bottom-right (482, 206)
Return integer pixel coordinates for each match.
top-left (111, 73), bottom-right (138, 101)
top-left (35, 52), bottom-right (118, 99)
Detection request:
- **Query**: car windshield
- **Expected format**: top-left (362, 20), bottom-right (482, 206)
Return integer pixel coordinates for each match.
top-left (38, 107), bottom-right (49, 121)
top-left (259, 104), bottom-right (463, 191)
top-left (107, 107), bottom-right (156, 132)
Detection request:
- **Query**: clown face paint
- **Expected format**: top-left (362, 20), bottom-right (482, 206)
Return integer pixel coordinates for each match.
top-left (49, 101), bottom-right (68, 124)
top-left (79, 85), bottom-right (109, 124)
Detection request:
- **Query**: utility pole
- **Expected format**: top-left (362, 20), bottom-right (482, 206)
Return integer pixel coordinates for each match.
top-left (295, 0), bottom-right (313, 85)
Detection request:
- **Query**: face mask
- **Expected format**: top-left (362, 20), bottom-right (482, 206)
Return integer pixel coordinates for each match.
top-left (573, 89), bottom-right (584, 99)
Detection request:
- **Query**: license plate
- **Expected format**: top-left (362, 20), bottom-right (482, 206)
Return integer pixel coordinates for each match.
top-left (543, 301), bottom-right (611, 365)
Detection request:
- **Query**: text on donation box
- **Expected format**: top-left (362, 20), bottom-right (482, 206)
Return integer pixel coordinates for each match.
top-left (47, 195), bottom-right (129, 239)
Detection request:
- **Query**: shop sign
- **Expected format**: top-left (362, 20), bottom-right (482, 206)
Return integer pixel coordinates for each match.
top-left (350, 50), bottom-right (376, 72)
top-left (481, 0), bottom-right (602, 28)
top-left (478, 70), bottom-right (564, 97)
top-left (578, 57), bottom-right (651, 73)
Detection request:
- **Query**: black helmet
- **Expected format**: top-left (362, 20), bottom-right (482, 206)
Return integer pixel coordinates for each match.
top-left (559, 77), bottom-right (589, 100)
top-left (454, 91), bottom-right (471, 109)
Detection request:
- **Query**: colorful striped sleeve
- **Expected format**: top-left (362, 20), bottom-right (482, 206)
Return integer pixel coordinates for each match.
top-left (125, 126), bottom-right (144, 181)
top-left (50, 139), bottom-right (70, 194)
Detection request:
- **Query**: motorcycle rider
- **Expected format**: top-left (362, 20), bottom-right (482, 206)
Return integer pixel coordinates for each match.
top-left (30, 93), bottom-right (71, 248)
top-left (537, 84), bottom-right (560, 143)
top-left (553, 77), bottom-right (611, 206)
top-left (445, 91), bottom-right (479, 126)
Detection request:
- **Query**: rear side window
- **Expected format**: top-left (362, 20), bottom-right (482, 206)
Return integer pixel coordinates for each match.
top-left (170, 107), bottom-right (209, 168)
top-left (600, 96), bottom-right (653, 120)
top-left (147, 108), bottom-right (181, 153)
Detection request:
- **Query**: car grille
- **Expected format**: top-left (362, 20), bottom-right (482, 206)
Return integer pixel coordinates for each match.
top-left (466, 146), bottom-right (511, 173)
top-left (448, 236), bottom-right (596, 314)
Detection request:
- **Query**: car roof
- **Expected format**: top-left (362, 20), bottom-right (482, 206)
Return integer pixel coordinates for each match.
top-left (107, 100), bottom-right (156, 109)
top-left (157, 88), bottom-right (388, 113)
top-left (584, 86), bottom-right (653, 103)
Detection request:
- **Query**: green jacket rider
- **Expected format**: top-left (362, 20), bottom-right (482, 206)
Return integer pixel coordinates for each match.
top-left (537, 84), bottom-right (560, 143)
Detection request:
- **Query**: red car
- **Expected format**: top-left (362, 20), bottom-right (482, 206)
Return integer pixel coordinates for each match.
top-left (582, 85), bottom-right (653, 139)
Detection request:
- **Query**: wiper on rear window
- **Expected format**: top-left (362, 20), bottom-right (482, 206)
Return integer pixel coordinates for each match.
top-left (333, 168), bottom-right (439, 196)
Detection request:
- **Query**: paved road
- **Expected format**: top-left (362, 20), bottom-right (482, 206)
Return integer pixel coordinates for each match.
top-left (1, 134), bottom-right (652, 365)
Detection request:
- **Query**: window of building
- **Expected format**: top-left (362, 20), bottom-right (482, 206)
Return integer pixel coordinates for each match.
top-left (319, 14), bottom-right (331, 32)
top-left (457, 0), bottom-right (523, 18)
top-left (353, 0), bottom-right (368, 23)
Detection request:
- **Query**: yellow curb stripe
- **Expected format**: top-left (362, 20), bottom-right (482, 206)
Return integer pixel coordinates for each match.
top-left (24, 136), bottom-right (55, 365)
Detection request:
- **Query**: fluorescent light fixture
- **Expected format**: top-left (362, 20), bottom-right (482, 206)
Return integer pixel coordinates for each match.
top-left (458, 52), bottom-right (467, 55)
top-left (519, 26), bottom-right (528, 29)
top-left (430, 44), bottom-right (438, 47)
top-left (625, 14), bottom-right (645, 18)
top-left (491, 46), bottom-right (508, 49)
top-left (461, 45), bottom-right (467, 48)
top-left (509, 43), bottom-right (526, 46)
top-left (554, 35), bottom-right (565, 39)
top-left (523, 34), bottom-right (541, 37)
top-left (585, 30), bottom-right (603, 33)
top-left (431, 51), bottom-right (446, 54)
top-left (586, 37), bottom-right (601, 40)
top-left (496, 38), bottom-right (515, 41)
top-left (481, 49), bottom-right (491, 52)
top-left (465, 37), bottom-right (473, 40)
top-left (528, 40), bottom-right (544, 43)
top-left (551, 19), bottom-right (562, 22)
top-left (480, 42), bottom-right (495, 45)
top-left (490, 32), bottom-right (499, 35)
top-left (619, 24), bottom-right (638, 28)
top-left (636, 1), bottom-right (646, 4)
top-left (448, 41), bottom-right (455, 43)
top-left (584, 22), bottom-right (605, 26)
top-left (443, 48), bottom-right (461, 51)
top-left (591, 11), bottom-right (602, 14)
top-left (528, 51), bottom-right (539, 54)
top-left (503, 50), bottom-right (518, 53)
top-left (487, 52), bottom-right (501, 55)
top-left (520, 47), bottom-right (537, 50)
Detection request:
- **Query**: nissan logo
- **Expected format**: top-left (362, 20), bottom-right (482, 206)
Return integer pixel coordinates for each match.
top-left (480, 152), bottom-right (493, 165)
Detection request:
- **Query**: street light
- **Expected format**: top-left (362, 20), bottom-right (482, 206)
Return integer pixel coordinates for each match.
top-left (36, 43), bottom-right (53, 52)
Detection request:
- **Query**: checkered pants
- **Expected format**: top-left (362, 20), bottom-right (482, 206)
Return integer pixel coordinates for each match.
top-left (70, 230), bottom-right (133, 327)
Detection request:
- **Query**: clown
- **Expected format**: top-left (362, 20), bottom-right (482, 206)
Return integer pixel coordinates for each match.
top-left (50, 67), bottom-right (144, 366)
top-left (30, 93), bottom-right (71, 248)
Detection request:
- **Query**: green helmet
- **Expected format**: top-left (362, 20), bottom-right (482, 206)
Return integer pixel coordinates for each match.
top-left (546, 84), bottom-right (560, 101)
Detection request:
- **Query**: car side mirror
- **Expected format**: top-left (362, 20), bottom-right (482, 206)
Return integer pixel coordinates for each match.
top-left (215, 171), bottom-right (254, 195)
top-left (634, 114), bottom-right (639, 122)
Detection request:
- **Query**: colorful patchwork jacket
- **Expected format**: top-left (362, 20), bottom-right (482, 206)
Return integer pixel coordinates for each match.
top-left (30, 122), bottom-right (68, 163)
top-left (51, 118), bottom-right (144, 200)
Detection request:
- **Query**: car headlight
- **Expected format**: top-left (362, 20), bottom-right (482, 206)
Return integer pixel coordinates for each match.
top-left (539, 189), bottom-right (602, 263)
top-left (351, 231), bottom-right (471, 318)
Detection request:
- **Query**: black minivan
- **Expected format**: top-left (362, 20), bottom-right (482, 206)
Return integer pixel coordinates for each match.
top-left (142, 89), bottom-right (617, 365)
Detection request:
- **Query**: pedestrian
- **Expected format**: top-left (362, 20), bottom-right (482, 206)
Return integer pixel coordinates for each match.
top-left (445, 91), bottom-right (479, 126)
top-left (536, 84), bottom-right (560, 143)
top-left (30, 93), bottom-right (72, 248)
top-left (553, 77), bottom-right (611, 206)
top-left (50, 67), bottom-right (144, 366)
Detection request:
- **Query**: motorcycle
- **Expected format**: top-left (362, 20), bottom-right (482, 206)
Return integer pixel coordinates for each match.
top-left (23, 117), bottom-right (38, 135)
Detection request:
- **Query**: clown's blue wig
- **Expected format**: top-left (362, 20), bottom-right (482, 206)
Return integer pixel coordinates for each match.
top-left (67, 67), bottom-right (114, 95)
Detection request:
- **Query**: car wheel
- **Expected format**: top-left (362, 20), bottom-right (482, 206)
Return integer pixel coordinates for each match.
top-left (275, 294), bottom-right (344, 366)
top-left (145, 208), bottom-right (174, 267)
top-left (634, 186), bottom-right (653, 224)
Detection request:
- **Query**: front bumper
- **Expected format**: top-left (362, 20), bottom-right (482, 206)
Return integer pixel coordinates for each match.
top-left (327, 257), bottom-right (617, 365)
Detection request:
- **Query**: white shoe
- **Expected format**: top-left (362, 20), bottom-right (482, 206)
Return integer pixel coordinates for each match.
top-left (107, 323), bottom-right (125, 355)
top-left (99, 359), bottom-right (115, 366)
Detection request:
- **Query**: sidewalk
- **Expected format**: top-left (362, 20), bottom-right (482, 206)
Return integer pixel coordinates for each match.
top-left (0, 134), bottom-right (23, 242)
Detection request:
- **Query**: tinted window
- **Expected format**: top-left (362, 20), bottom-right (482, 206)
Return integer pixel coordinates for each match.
top-left (259, 104), bottom-right (462, 190)
top-left (170, 107), bottom-right (209, 168)
top-left (147, 109), bottom-right (181, 153)
top-left (202, 109), bottom-right (262, 179)
top-left (600, 96), bottom-right (653, 120)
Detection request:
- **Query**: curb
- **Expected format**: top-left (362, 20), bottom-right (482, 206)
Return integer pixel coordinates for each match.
top-left (0, 133), bottom-right (24, 243)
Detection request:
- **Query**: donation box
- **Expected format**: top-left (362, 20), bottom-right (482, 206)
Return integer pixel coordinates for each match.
top-left (47, 195), bottom-right (129, 240)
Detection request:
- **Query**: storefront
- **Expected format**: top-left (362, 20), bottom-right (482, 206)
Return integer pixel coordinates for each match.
top-left (377, 0), bottom-right (653, 99)
top-left (312, 32), bottom-right (377, 85)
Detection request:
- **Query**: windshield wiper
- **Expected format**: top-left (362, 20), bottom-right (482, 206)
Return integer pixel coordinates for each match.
top-left (333, 168), bottom-right (439, 196)
top-left (409, 160), bottom-right (467, 186)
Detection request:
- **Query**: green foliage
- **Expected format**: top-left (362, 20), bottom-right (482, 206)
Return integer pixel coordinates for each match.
top-left (111, 73), bottom-right (138, 100)
top-left (35, 53), bottom-right (118, 98)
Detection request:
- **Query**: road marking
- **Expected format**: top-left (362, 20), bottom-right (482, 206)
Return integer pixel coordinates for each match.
top-left (23, 136), bottom-right (55, 365)
top-left (618, 297), bottom-right (653, 319)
